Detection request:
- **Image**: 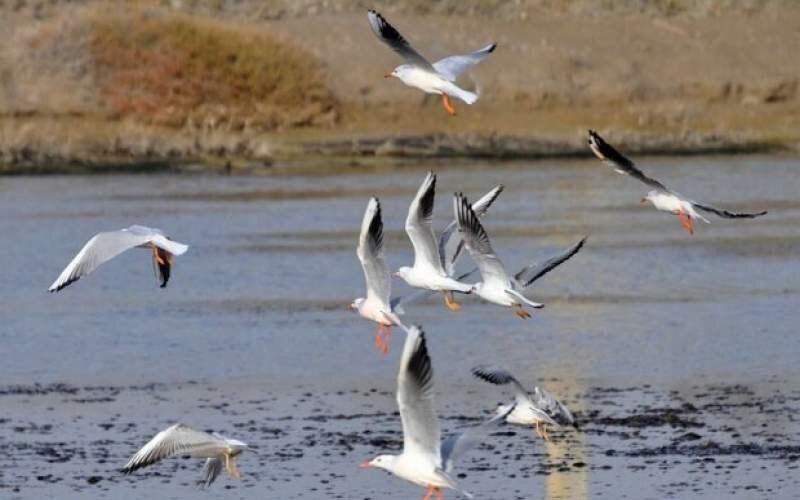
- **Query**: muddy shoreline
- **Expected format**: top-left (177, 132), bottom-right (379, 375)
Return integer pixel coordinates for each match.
top-left (2, 379), bottom-right (798, 498)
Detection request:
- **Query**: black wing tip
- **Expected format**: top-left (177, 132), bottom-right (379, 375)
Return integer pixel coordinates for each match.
top-left (487, 43), bottom-right (497, 53)
top-left (408, 326), bottom-right (433, 388)
top-left (50, 276), bottom-right (79, 292)
top-left (471, 365), bottom-right (511, 386)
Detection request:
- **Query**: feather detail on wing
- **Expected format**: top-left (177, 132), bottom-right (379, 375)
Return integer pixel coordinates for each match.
top-left (440, 403), bottom-right (512, 473)
top-left (588, 130), bottom-right (669, 191)
top-left (406, 172), bottom-right (445, 273)
top-left (367, 10), bottom-right (433, 69)
top-left (439, 185), bottom-right (503, 276)
top-left (396, 324), bottom-right (441, 465)
top-left (358, 197), bottom-right (392, 304)
top-left (454, 193), bottom-right (509, 287)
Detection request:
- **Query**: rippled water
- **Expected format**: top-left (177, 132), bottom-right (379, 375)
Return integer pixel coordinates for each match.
top-left (1, 155), bottom-right (798, 499)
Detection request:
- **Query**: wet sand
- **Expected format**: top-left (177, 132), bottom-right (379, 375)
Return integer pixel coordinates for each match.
top-left (0, 156), bottom-right (798, 498)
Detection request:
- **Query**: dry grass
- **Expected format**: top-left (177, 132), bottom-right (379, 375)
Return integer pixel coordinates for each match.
top-left (87, 9), bottom-right (337, 130)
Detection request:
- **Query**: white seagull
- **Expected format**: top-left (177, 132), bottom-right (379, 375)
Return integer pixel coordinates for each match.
top-left (588, 130), bottom-right (767, 235)
top-left (361, 322), bottom-right (511, 499)
top-left (49, 225), bottom-right (188, 292)
top-left (393, 184), bottom-right (504, 313)
top-left (349, 197), bottom-right (400, 355)
top-left (122, 423), bottom-right (248, 488)
top-left (472, 366), bottom-right (577, 441)
top-left (396, 172), bottom-right (473, 312)
top-left (367, 9), bottom-right (496, 116)
top-left (454, 193), bottom-right (586, 319)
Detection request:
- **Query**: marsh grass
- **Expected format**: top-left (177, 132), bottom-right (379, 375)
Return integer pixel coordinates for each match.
top-left (87, 8), bottom-right (336, 130)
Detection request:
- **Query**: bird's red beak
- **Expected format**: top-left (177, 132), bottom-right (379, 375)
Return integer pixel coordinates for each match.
top-left (384, 72), bottom-right (392, 78)
top-left (346, 304), bottom-right (355, 312)
top-left (640, 197), bottom-right (648, 204)
top-left (359, 461), bottom-right (373, 469)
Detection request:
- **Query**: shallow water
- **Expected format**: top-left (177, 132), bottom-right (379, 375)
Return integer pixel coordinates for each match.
top-left (1, 155), bottom-right (799, 499)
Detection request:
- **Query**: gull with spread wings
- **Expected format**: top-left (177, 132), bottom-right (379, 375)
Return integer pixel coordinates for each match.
top-left (472, 366), bottom-right (577, 441)
top-left (396, 172), bottom-right (474, 312)
top-left (367, 9), bottom-right (496, 116)
top-left (48, 225), bottom-right (188, 292)
top-left (454, 193), bottom-right (586, 319)
top-left (122, 424), bottom-right (248, 488)
top-left (588, 130), bottom-right (767, 235)
top-left (361, 322), bottom-right (512, 499)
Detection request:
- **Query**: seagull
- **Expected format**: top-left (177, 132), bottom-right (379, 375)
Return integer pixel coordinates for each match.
top-left (361, 322), bottom-right (511, 499)
top-left (393, 184), bottom-right (504, 313)
top-left (367, 9), bottom-right (496, 116)
top-left (588, 130), bottom-right (767, 235)
top-left (349, 197), bottom-right (401, 355)
top-left (472, 366), bottom-right (577, 441)
top-left (122, 423), bottom-right (248, 488)
top-left (48, 225), bottom-right (188, 292)
top-left (454, 193), bottom-right (586, 319)
top-left (396, 172), bottom-right (473, 312)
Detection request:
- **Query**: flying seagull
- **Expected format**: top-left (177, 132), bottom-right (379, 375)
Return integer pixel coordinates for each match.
top-left (454, 193), bottom-right (586, 319)
top-left (349, 197), bottom-right (401, 355)
top-left (472, 366), bottom-right (577, 441)
top-left (122, 424), bottom-right (248, 488)
top-left (361, 322), bottom-right (511, 499)
top-left (367, 9), bottom-right (496, 116)
top-left (394, 184), bottom-right (504, 313)
top-left (49, 225), bottom-right (188, 292)
top-left (588, 130), bottom-right (767, 235)
top-left (396, 172), bottom-right (473, 312)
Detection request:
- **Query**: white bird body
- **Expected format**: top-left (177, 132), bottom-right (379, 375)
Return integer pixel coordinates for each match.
top-left (392, 65), bottom-right (478, 104)
top-left (645, 190), bottom-right (709, 223)
top-left (497, 401), bottom-right (558, 428)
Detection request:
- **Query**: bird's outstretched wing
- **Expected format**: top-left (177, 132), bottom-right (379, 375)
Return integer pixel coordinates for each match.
top-left (588, 130), bottom-right (669, 192)
top-left (396, 324), bottom-right (441, 465)
top-left (514, 237), bottom-right (587, 288)
top-left (454, 193), bottom-right (510, 287)
top-left (433, 43), bottom-right (496, 82)
top-left (367, 10), bottom-right (433, 69)
top-left (440, 403), bottom-right (513, 473)
top-left (439, 185), bottom-right (503, 276)
top-left (691, 201), bottom-right (767, 219)
top-left (357, 197), bottom-right (392, 304)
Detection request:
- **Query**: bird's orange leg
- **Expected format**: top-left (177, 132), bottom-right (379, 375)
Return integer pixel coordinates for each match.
top-left (677, 209), bottom-right (694, 235)
top-left (513, 304), bottom-right (531, 319)
top-left (442, 290), bottom-right (461, 311)
top-left (374, 324), bottom-right (392, 355)
top-left (441, 94), bottom-right (457, 116)
top-left (435, 486), bottom-right (444, 500)
top-left (423, 484), bottom-right (435, 500)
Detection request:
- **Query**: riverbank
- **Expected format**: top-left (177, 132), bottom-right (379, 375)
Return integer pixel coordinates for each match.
top-left (1, 2), bottom-right (798, 173)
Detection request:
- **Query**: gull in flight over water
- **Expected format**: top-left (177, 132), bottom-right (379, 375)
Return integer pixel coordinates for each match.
top-left (349, 197), bottom-right (401, 355)
top-left (396, 172), bottom-right (474, 312)
top-left (588, 130), bottom-right (767, 235)
top-left (122, 423), bottom-right (248, 488)
top-left (48, 225), bottom-right (188, 292)
top-left (454, 193), bottom-right (586, 319)
top-left (472, 366), bottom-right (577, 441)
top-left (367, 9), bottom-right (496, 116)
top-left (361, 322), bottom-right (512, 499)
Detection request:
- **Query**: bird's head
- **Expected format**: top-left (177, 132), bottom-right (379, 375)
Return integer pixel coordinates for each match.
top-left (394, 266), bottom-right (413, 282)
top-left (385, 64), bottom-right (412, 80)
top-left (641, 190), bottom-right (657, 205)
top-left (348, 298), bottom-right (365, 312)
top-left (360, 454), bottom-right (396, 472)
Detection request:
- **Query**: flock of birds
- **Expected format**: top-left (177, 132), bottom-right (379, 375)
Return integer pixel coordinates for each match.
top-left (42, 9), bottom-right (769, 499)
